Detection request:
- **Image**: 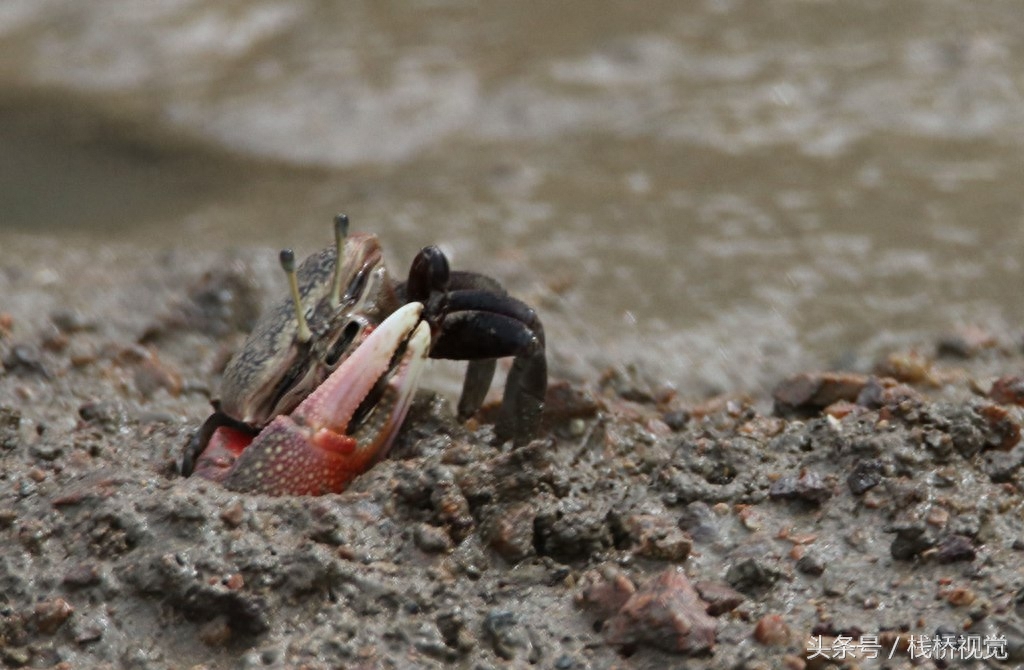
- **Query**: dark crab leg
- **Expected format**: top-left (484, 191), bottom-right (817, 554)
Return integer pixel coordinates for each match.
top-left (192, 302), bottom-right (431, 495)
top-left (400, 249), bottom-right (547, 446)
top-left (429, 287), bottom-right (547, 446)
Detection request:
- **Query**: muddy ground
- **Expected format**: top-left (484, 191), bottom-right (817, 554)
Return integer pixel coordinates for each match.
top-left (2, 249), bottom-right (1024, 670)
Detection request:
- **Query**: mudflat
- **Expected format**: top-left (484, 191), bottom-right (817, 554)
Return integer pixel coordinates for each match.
top-left (2, 248), bottom-right (1023, 669)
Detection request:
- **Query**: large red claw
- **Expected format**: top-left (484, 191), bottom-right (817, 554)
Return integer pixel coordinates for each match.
top-left (203, 303), bottom-right (430, 496)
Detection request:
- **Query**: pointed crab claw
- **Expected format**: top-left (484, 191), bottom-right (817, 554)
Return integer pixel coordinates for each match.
top-left (194, 302), bottom-right (431, 495)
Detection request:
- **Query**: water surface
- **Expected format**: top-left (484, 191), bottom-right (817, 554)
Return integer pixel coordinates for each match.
top-left (2, 0), bottom-right (1023, 398)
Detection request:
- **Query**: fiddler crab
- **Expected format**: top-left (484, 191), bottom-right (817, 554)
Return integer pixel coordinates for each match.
top-left (180, 215), bottom-right (546, 496)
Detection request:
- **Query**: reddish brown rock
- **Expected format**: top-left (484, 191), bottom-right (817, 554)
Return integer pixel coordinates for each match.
top-left (978, 403), bottom-right (1021, 451)
top-left (773, 372), bottom-right (869, 416)
top-left (989, 376), bottom-right (1024, 406)
top-left (33, 598), bottom-right (74, 634)
top-left (604, 567), bottom-right (716, 655)
top-left (484, 502), bottom-right (537, 563)
top-left (694, 581), bottom-right (746, 616)
top-left (753, 613), bottom-right (791, 646)
top-left (855, 377), bottom-right (922, 410)
top-left (576, 566), bottom-right (637, 619)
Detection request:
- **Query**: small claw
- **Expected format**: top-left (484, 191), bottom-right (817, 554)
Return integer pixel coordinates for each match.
top-left (219, 303), bottom-right (431, 495)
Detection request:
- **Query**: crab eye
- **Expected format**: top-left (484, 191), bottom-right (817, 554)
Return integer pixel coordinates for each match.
top-left (325, 321), bottom-right (361, 367)
top-left (344, 266), bottom-right (370, 303)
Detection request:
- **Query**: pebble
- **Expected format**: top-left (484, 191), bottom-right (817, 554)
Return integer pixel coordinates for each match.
top-left (795, 552), bottom-right (825, 576)
top-left (576, 566), bottom-right (636, 618)
top-left (753, 613), bottom-right (791, 646)
top-left (63, 563), bottom-right (101, 588)
top-left (726, 558), bottom-right (782, 594)
top-left (678, 501), bottom-right (719, 542)
top-left (945, 586), bottom-right (975, 607)
top-left (604, 567), bottom-right (716, 655)
top-left (414, 523), bottom-right (455, 554)
top-left (33, 598), bottom-right (74, 634)
top-left (2, 343), bottom-right (50, 377)
top-left (483, 502), bottom-right (536, 562)
top-left (846, 459), bottom-right (885, 495)
top-left (888, 524), bottom-right (935, 561)
top-left (219, 501), bottom-right (245, 528)
top-left (198, 616), bottom-right (233, 646)
top-left (662, 409), bottom-right (691, 431)
top-left (773, 371), bottom-right (868, 417)
top-left (436, 609), bottom-right (474, 653)
top-left (482, 610), bottom-right (538, 662)
top-left (933, 534), bottom-right (976, 564)
top-left (0, 406), bottom-right (22, 451)
top-left (768, 469), bottom-right (832, 504)
top-left (694, 581), bottom-right (745, 616)
top-left (989, 375), bottom-right (1024, 405)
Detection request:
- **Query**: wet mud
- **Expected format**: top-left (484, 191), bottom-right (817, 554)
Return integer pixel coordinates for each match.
top-left (3, 251), bottom-right (1024, 670)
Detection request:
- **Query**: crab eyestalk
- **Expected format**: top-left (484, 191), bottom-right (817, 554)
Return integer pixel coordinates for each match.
top-left (329, 213), bottom-right (350, 309)
top-left (280, 248), bottom-right (312, 344)
top-left (199, 302), bottom-right (432, 496)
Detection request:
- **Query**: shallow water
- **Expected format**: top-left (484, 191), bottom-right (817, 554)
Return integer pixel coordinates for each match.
top-left (2, 0), bottom-right (1023, 398)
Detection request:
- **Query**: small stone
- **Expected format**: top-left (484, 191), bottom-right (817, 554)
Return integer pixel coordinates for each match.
top-left (678, 502), bottom-right (719, 543)
top-left (773, 372), bottom-right (869, 417)
top-left (414, 523), bottom-right (454, 554)
top-left (977, 403), bottom-right (1021, 451)
top-left (63, 563), bottom-right (101, 588)
top-left (554, 654), bottom-right (576, 669)
top-left (694, 581), bottom-right (745, 616)
top-left (876, 351), bottom-right (935, 385)
top-left (542, 381), bottom-right (600, 425)
top-left (888, 524), bottom-right (935, 561)
top-left (577, 566), bottom-right (636, 619)
top-left (72, 615), bottom-right (106, 644)
top-left (436, 609), bottom-right (474, 653)
top-left (604, 567), bottom-right (716, 656)
top-left (753, 614), bottom-right (791, 646)
top-left (50, 308), bottom-right (94, 333)
top-left (769, 469), bottom-right (832, 505)
top-left (933, 534), bottom-right (976, 564)
top-left (782, 654), bottom-right (807, 670)
top-left (726, 558), bottom-right (782, 594)
top-left (2, 343), bottom-right (50, 377)
top-left (1, 647), bottom-right (31, 667)
top-left (198, 616), bottom-right (233, 646)
top-left (482, 610), bottom-right (537, 662)
top-left (946, 587), bottom-right (976, 607)
top-left (795, 552), bottom-right (825, 576)
top-left (33, 598), bottom-right (74, 634)
top-left (936, 326), bottom-right (996, 359)
top-left (663, 409), bottom-right (691, 431)
top-left (78, 401), bottom-right (126, 428)
top-left (483, 502), bottom-right (536, 562)
top-left (0, 406), bottom-right (22, 451)
top-left (219, 501), bottom-right (245, 528)
top-left (431, 481), bottom-right (474, 543)
top-left (29, 442), bottom-right (63, 462)
top-left (847, 459), bottom-right (885, 495)
top-left (989, 375), bottom-right (1024, 405)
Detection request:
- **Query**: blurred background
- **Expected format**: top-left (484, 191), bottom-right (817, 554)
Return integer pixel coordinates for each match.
top-left (2, 0), bottom-right (1023, 398)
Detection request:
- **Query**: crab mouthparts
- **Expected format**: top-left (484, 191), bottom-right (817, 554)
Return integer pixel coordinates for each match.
top-left (294, 302), bottom-right (430, 449)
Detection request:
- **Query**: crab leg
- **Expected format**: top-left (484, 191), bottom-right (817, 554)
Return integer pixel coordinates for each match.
top-left (208, 302), bottom-right (431, 496)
